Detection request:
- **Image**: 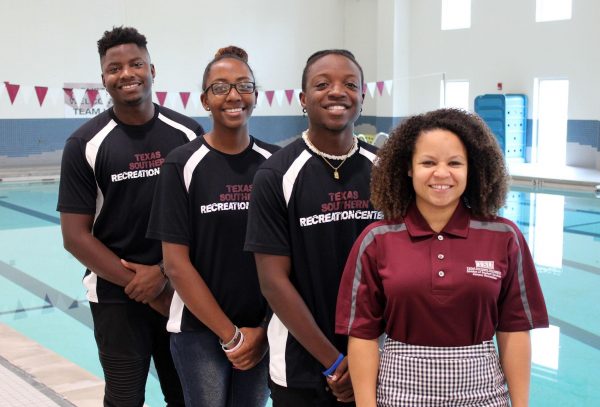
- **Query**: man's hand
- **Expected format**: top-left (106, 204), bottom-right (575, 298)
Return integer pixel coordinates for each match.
top-left (122, 259), bottom-right (166, 303)
top-left (326, 356), bottom-right (354, 403)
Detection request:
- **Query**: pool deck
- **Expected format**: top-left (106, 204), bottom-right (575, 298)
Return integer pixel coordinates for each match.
top-left (508, 162), bottom-right (600, 193)
top-left (0, 323), bottom-right (103, 406)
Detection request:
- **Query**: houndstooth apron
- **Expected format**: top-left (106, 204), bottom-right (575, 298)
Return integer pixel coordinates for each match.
top-left (377, 337), bottom-right (509, 406)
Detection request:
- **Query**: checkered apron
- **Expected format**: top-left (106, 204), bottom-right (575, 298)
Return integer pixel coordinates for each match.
top-left (377, 337), bottom-right (509, 406)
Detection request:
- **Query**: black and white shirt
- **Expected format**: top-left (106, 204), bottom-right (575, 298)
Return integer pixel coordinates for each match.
top-left (147, 135), bottom-right (280, 333)
top-left (244, 137), bottom-right (382, 389)
top-left (57, 104), bottom-right (203, 303)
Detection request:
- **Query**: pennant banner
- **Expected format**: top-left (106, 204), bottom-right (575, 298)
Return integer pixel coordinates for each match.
top-left (376, 81), bottom-right (384, 96)
top-left (384, 80), bottom-right (393, 95)
top-left (72, 88), bottom-right (86, 109)
top-left (366, 82), bottom-right (376, 98)
top-left (264, 90), bottom-right (275, 106)
top-left (190, 91), bottom-right (200, 110)
top-left (35, 86), bottom-right (48, 106)
top-left (1, 78), bottom-right (395, 112)
top-left (63, 88), bottom-right (74, 103)
top-left (4, 82), bottom-right (20, 104)
top-left (274, 90), bottom-right (284, 107)
top-left (86, 89), bottom-right (99, 108)
top-left (285, 89), bottom-right (295, 105)
top-left (179, 92), bottom-right (190, 109)
top-left (156, 91), bottom-right (168, 106)
top-left (20, 85), bottom-right (33, 105)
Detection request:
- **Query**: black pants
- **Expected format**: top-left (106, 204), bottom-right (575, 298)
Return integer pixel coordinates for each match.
top-left (90, 301), bottom-right (184, 407)
top-left (269, 379), bottom-right (355, 407)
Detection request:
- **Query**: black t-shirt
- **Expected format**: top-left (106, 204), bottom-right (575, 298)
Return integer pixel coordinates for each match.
top-left (244, 137), bottom-right (382, 389)
top-left (57, 104), bottom-right (203, 303)
top-left (147, 135), bottom-right (280, 333)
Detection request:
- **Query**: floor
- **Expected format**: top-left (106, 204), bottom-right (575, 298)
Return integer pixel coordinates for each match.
top-left (0, 323), bottom-right (103, 406)
top-left (0, 162), bottom-right (598, 406)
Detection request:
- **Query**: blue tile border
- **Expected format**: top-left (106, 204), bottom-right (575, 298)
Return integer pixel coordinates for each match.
top-left (1, 116), bottom-right (599, 158)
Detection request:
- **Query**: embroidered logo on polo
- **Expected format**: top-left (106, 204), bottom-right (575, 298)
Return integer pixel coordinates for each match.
top-left (466, 260), bottom-right (501, 280)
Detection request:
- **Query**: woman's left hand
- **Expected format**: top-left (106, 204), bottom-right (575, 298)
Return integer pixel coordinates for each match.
top-left (224, 326), bottom-right (268, 370)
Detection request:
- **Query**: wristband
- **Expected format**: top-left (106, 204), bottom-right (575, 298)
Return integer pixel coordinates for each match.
top-left (219, 326), bottom-right (241, 350)
top-left (322, 353), bottom-right (344, 377)
top-left (223, 330), bottom-right (245, 353)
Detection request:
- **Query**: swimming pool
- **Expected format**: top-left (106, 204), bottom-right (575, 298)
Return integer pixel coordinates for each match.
top-left (0, 180), bottom-right (598, 406)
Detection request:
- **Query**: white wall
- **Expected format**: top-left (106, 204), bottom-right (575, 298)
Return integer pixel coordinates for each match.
top-left (408, 0), bottom-right (600, 120)
top-left (0, 0), bottom-right (356, 119)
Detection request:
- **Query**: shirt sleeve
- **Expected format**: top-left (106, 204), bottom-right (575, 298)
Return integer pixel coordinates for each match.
top-left (497, 224), bottom-right (549, 332)
top-left (56, 137), bottom-right (97, 214)
top-left (146, 159), bottom-right (190, 245)
top-left (336, 225), bottom-right (386, 339)
top-left (244, 167), bottom-right (290, 256)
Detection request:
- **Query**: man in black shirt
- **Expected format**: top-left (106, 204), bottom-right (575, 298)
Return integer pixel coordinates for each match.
top-left (57, 26), bottom-right (202, 407)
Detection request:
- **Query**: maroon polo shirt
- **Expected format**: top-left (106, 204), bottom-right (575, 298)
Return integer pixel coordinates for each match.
top-left (335, 201), bottom-right (549, 347)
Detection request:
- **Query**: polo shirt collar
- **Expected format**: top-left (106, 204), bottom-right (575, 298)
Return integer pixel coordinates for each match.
top-left (404, 200), bottom-right (471, 239)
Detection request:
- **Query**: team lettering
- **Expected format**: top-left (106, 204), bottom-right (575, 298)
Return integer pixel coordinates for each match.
top-left (299, 210), bottom-right (383, 226)
top-left (111, 168), bottom-right (160, 182)
top-left (200, 202), bottom-right (249, 213)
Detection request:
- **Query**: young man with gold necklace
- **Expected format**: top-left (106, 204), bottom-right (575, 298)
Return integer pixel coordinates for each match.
top-left (245, 49), bottom-right (382, 407)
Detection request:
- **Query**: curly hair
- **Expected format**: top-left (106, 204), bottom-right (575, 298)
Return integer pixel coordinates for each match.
top-left (371, 108), bottom-right (509, 220)
top-left (202, 45), bottom-right (255, 91)
top-left (97, 26), bottom-right (148, 58)
top-left (301, 49), bottom-right (364, 92)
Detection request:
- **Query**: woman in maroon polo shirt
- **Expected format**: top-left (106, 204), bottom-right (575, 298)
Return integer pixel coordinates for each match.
top-left (335, 108), bottom-right (549, 407)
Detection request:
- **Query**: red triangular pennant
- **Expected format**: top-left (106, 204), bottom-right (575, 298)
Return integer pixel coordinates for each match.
top-left (156, 91), bottom-right (167, 106)
top-left (63, 88), bottom-right (74, 102)
top-left (86, 89), bottom-right (99, 108)
top-left (4, 82), bottom-right (20, 104)
top-left (376, 81), bottom-right (384, 96)
top-left (264, 90), bottom-right (275, 106)
top-left (285, 89), bottom-right (294, 105)
top-left (179, 92), bottom-right (190, 108)
top-left (34, 86), bottom-right (48, 106)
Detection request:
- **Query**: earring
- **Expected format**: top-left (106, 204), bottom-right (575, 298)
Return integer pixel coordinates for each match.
top-left (302, 107), bottom-right (307, 118)
top-left (206, 107), bottom-right (210, 111)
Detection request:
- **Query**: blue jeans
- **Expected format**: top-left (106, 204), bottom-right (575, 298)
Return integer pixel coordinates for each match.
top-left (170, 329), bottom-right (269, 407)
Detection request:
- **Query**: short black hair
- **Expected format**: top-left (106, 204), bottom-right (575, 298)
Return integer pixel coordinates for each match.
top-left (301, 49), bottom-right (364, 91)
top-left (97, 26), bottom-right (148, 58)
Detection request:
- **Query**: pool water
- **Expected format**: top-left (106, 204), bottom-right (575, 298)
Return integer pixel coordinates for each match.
top-left (0, 181), bottom-right (598, 406)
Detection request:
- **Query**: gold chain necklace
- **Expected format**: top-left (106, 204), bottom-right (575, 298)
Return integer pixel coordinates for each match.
top-left (320, 152), bottom-right (350, 179)
top-left (302, 130), bottom-right (358, 179)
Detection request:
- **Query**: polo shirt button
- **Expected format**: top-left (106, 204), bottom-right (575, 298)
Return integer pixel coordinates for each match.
top-left (438, 270), bottom-right (445, 277)
top-left (437, 235), bottom-right (444, 241)
top-left (437, 254), bottom-right (445, 260)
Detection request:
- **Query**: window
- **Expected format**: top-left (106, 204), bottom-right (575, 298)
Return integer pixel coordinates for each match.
top-left (441, 0), bottom-right (471, 30)
top-left (532, 78), bottom-right (569, 165)
top-left (440, 80), bottom-right (470, 110)
top-left (536, 0), bottom-right (572, 22)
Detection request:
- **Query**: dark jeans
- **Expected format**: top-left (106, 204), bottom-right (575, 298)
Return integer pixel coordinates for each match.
top-left (170, 329), bottom-right (270, 407)
top-left (269, 379), bottom-right (356, 407)
top-left (90, 301), bottom-right (184, 407)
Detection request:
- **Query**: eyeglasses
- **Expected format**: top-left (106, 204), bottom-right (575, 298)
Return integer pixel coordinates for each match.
top-left (204, 82), bottom-right (256, 96)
